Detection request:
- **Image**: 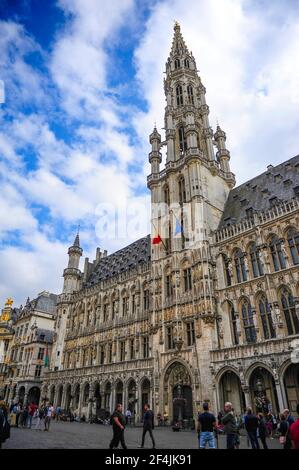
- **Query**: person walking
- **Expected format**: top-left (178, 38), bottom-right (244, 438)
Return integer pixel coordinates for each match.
top-left (35, 405), bottom-right (45, 430)
top-left (197, 403), bottom-right (216, 449)
top-left (139, 404), bottom-right (156, 449)
top-left (279, 413), bottom-right (292, 449)
top-left (257, 413), bottom-right (268, 449)
top-left (22, 405), bottom-right (29, 428)
top-left (221, 402), bottom-right (238, 449)
top-left (109, 404), bottom-right (127, 449)
top-left (27, 402), bottom-right (37, 429)
top-left (289, 404), bottom-right (299, 449)
top-left (0, 401), bottom-right (10, 449)
top-left (244, 408), bottom-right (260, 449)
top-left (44, 403), bottom-right (54, 431)
top-left (283, 409), bottom-right (295, 427)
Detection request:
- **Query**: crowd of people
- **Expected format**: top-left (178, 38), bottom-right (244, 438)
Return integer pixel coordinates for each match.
top-left (197, 401), bottom-right (299, 449)
top-left (1, 397), bottom-right (299, 449)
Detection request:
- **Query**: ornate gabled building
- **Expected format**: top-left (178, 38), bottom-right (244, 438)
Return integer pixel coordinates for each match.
top-left (44, 23), bottom-right (299, 424)
top-left (1, 291), bottom-right (57, 405)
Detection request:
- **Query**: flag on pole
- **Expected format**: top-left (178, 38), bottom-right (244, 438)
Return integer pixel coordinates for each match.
top-left (152, 234), bottom-right (162, 245)
top-left (174, 218), bottom-right (182, 236)
top-left (44, 344), bottom-right (49, 367)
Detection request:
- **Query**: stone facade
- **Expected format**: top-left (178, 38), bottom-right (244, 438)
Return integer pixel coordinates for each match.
top-left (1, 291), bottom-right (57, 405)
top-left (43, 23), bottom-right (299, 423)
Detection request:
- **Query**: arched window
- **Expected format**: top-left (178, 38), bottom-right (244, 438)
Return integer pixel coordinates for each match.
top-left (270, 236), bottom-right (286, 271)
top-left (164, 185), bottom-right (170, 206)
top-left (175, 58), bottom-right (180, 69)
top-left (230, 305), bottom-right (239, 345)
top-left (187, 85), bottom-right (194, 104)
top-left (280, 288), bottom-right (299, 335)
top-left (184, 58), bottom-right (190, 68)
top-left (249, 243), bottom-right (264, 278)
top-left (258, 296), bottom-right (275, 339)
top-left (234, 249), bottom-right (248, 283)
top-left (178, 176), bottom-right (186, 204)
top-left (287, 228), bottom-right (299, 265)
top-left (241, 300), bottom-right (256, 343)
top-left (176, 85), bottom-right (183, 106)
top-left (143, 284), bottom-right (150, 311)
top-left (178, 126), bottom-right (187, 152)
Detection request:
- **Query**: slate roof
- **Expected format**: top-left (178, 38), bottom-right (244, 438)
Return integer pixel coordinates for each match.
top-left (85, 235), bottom-right (151, 286)
top-left (219, 155), bottom-right (299, 227)
top-left (36, 328), bottom-right (54, 344)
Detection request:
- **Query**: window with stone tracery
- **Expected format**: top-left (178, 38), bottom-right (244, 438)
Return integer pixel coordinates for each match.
top-left (187, 84), bottom-right (194, 104)
top-left (234, 249), bottom-right (248, 283)
top-left (230, 304), bottom-right (239, 345)
top-left (178, 127), bottom-right (187, 153)
top-left (287, 228), bottom-right (299, 265)
top-left (258, 295), bottom-right (275, 339)
top-left (241, 299), bottom-right (256, 343)
top-left (175, 58), bottom-right (180, 69)
top-left (269, 235), bottom-right (286, 271)
top-left (176, 85), bottom-right (183, 106)
top-left (280, 288), bottom-right (299, 335)
top-left (249, 243), bottom-right (264, 278)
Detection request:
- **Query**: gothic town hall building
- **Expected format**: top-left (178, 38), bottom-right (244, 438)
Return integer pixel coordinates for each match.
top-left (44, 24), bottom-right (299, 425)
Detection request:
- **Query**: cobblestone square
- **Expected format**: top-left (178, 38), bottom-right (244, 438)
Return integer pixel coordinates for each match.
top-left (2, 420), bottom-right (281, 449)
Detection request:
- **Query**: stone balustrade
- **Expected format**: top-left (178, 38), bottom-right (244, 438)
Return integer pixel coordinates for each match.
top-left (215, 197), bottom-right (299, 243)
top-left (210, 334), bottom-right (299, 363)
top-left (45, 358), bottom-right (153, 380)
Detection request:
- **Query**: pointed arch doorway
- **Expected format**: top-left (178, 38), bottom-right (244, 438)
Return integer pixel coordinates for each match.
top-left (163, 361), bottom-right (193, 426)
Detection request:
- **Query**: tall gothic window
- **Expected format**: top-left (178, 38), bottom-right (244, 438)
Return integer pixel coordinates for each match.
top-left (234, 249), bottom-right (248, 283)
top-left (287, 228), bottom-right (299, 265)
top-left (178, 126), bottom-right (187, 152)
top-left (178, 176), bottom-right (186, 204)
top-left (230, 305), bottom-right (239, 345)
top-left (166, 325), bottom-right (175, 350)
top-left (122, 295), bottom-right (128, 316)
top-left (187, 84), bottom-right (194, 104)
top-left (280, 288), bottom-right (299, 335)
top-left (166, 274), bottom-right (173, 298)
top-left (184, 58), bottom-right (190, 68)
top-left (183, 268), bottom-right (192, 291)
top-left (249, 243), bottom-right (264, 278)
top-left (241, 300), bottom-right (256, 343)
top-left (186, 321), bottom-right (195, 346)
top-left (174, 58), bottom-right (180, 69)
top-left (258, 296), bottom-right (276, 339)
top-left (270, 236), bottom-right (286, 271)
top-left (176, 85), bottom-right (183, 106)
top-left (142, 336), bottom-right (149, 358)
top-left (143, 286), bottom-right (150, 311)
top-left (164, 185), bottom-right (170, 205)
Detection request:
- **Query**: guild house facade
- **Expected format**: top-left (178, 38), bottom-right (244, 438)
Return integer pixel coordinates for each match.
top-left (43, 23), bottom-right (299, 425)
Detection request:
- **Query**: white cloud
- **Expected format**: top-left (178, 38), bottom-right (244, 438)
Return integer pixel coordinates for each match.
top-left (134, 0), bottom-right (299, 183)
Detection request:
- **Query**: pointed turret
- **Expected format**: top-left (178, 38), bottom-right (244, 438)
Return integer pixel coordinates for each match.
top-left (214, 124), bottom-right (233, 178)
top-left (63, 231), bottom-right (83, 294)
top-left (148, 125), bottom-right (162, 178)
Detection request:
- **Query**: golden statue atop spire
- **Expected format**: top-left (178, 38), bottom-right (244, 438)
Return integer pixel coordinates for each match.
top-left (174, 20), bottom-right (180, 30)
top-left (0, 297), bottom-right (13, 322)
top-left (5, 297), bottom-right (13, 307)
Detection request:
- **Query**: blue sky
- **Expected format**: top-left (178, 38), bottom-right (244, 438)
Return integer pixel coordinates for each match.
top-left (1, 0), bottom-right (299, 305)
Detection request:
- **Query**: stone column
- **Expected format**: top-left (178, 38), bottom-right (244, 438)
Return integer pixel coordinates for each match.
top-left (274, 380), bottom-right (284, 412)
top-left (88, 385), bottom-right (94, 422)
top-left (242, 386), bottom-right (251, 409)
top-left (111, 383), bottom-right (116, 413)
top-left (135, 381), bottom-right (141, 423)
top-left (78, 383), bottom-right (84, 417)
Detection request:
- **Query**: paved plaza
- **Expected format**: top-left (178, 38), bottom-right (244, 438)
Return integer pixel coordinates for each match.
top-left (2, 420), bottom-right (281, 449)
